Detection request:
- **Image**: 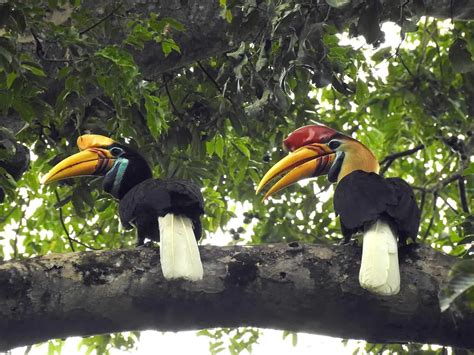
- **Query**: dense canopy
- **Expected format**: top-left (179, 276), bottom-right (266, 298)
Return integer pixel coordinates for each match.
top-left (0, 1), bottom-right (473, 353)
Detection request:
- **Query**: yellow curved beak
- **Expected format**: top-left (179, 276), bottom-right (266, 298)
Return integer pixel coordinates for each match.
top-left (41, 148), bottom-right (114, 184)
top-left (256, 144), bottom-right (335, 200)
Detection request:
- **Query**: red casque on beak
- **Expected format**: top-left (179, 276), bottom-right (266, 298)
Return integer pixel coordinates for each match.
top-left (283, 124), bottom-right (339, 152)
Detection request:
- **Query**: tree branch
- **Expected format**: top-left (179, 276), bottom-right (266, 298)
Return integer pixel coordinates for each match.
top-left (380, 144), bottom-right (425, 175)
top-left (458, 177), bottom-right (470, 213)
top-left (78, 3), bottom-right (123, 36)
top-left (0, 243), bottom-right (472, 351)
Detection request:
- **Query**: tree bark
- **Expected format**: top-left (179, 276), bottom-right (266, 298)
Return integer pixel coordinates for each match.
top-left (0, 243), bottom-right (472, 351)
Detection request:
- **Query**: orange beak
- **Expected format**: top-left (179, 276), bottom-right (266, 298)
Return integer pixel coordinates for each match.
top-left (41, 134), bottom-right (116, 184)
top-left (256, 144), bottom-right (336, 200)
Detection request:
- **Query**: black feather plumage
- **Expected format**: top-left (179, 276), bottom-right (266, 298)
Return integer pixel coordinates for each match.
top-left (334, 170), bottom-right (420, 244)
top-left (119, 179), bottom-right (205, 246)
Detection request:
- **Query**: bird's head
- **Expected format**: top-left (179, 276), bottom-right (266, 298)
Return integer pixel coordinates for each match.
top-left (256, 124), bottom-right (379, 199)
top-left (41, 134), bottom-right (152, 199)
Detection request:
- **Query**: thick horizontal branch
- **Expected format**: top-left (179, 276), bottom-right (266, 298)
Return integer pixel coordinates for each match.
top-left (0, 243), bottom-right (472, 351)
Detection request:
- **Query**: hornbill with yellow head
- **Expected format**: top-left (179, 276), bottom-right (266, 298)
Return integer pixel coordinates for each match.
top-left (42, 134), bottom-right (204, 281)
top-left (257, 124), bottom-right (420, 295)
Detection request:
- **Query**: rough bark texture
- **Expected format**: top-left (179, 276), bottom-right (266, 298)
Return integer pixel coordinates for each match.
top-left (0, 243), bottom-right (472, 351)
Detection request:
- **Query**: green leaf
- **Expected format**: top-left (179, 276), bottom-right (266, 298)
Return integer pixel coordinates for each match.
top-left (227, 42), bottom-right (246, 60)
top-left (372, 47), bottom-right (392, 63)
top-left (96, 46), bottom-right (138, 72)
top-left (162, 18), bottom-right (185, 32)
top-left (439, 260), bottom-right (474, 312)
top-left (144, 94), bottom-right (168, 139)
top-left (10, 9), bottom-right (26, 32)
top-left (356, 79), bottom-right (369, 104)
top-left (449, 38), bottom-right (474, 73)
top-left (215, 134), bottom-right (224, 159)
top-left (161, 39), bottom-right (181, 57)
top-left (21, 62), bottom-right (46, 77)
top-left (6, 72), bottom-right (17, 89)
top-left (325, 0), bottom-right (350, 8)
top-left (233, 140), bottom-right (250, 159)
top-left (0, 45), bottom-right (13, 63)
top-left (225, 9), bottom-right (233, 23)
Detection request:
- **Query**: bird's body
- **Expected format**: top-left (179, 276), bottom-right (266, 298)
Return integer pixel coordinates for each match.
top-left (334, 171), bottom-right (419, 295)
top-left (334, 171), bottom-right (419, 244)
top-left (42, 134), bottom-right (205, 281)
top-left (119, 178), bottom-right (204, 244)
top-left (257, 124), bottom-right (421, 296)
top-left (119, 178), bottom-right (205, 281)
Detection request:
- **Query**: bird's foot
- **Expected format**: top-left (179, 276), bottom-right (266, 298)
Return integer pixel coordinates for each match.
top-left (136, 240), bottom-right (155, 248)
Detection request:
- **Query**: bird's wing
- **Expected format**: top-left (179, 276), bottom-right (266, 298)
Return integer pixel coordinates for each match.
top-left (385, 177), bottom-right (421, 243)
top-left (333, 171), bottom-right (397, 235)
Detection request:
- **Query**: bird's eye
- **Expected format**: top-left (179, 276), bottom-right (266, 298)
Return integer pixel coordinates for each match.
top-left (110, 147), bottom-right (124, 156)
top-left (328, 140), bottom-right (341, 150)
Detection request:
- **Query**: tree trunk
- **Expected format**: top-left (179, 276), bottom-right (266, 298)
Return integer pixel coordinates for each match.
top-left (0, 243), bottom-right (472, 351)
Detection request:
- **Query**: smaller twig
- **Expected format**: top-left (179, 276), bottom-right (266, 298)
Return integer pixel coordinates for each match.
top-left (438, 194), bottom-right (459, 214)
top-left (458, 177), bottom-right (470, 213)
top-left (94, 97), bottom-right (116, 113)
top-left (395, 51), bottom-right (416, 80)
top-left (197, 61), bottom-right (223, 93)
top-left (55, 190), bottom-right (75, 252)
top-left (424, 25), bottom-right (444, 79)
top-left (380, 144), bottom-right (425, 175)
top-left (67, 235), bottom-right (101, 251)
top-left (12, 208), bottom-right (25, 259)
top-left (422, 193), bottom-right (438, 241)
top-left (450, 0), bottom-right (454, 24)
top-left (399, 0), bottom-right (409, 24)
top-left (54, 190), bottom-right (101, 251)
top-left (163, 74), bottom-right (181, 117)
top-left (0, 206), bottom-right (18, 223)
top-left (197, 59), bottom-right (244, 118)
top-left (437, 173), bottom-right (462, 189)
top-left (31, 29), bottom-right (75, 63)
top-left (419, 189), bottom-right (426, 217)
top-left (79, 3), bottom-right (123, 36)
top-left (415, 17), bottom-right (430, 76)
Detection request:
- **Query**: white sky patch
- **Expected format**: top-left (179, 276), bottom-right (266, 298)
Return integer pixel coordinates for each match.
top-left (10, 330), bottom-right (362, 355)
top-left (24, 198), bottom-right (43, 219)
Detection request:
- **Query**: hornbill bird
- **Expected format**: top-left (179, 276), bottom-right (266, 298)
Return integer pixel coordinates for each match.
top-left (256, 124), bottom-right (420, 295)
top-left (42, 134), bottom-right (205, 281)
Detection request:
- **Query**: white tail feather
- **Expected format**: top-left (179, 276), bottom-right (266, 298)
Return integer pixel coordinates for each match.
top-left (359, 220), bottom-right (400, 296)
top-left (159, 214), bottom-right (203, 281)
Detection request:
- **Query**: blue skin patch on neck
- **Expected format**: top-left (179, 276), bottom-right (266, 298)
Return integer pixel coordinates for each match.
top-left (111, 158), bottom-right (129, 197)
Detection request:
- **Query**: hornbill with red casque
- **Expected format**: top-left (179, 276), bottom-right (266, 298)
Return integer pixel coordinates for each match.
top-left (256, 124), bottom-right (420, 295)
top-left (42, 134), bottom-right (205, 281)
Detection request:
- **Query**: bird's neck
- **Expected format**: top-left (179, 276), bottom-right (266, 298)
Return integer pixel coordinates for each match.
top-left (104, 158), bottom-right (152, 200)
top-left (337, 143), bottom-right (379, 182)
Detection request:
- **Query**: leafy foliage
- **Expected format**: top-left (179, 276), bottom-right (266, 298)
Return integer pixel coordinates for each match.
top-left (439, 259), bottom-right (474, 312)
top-left (197, 328), bottom-right (261, 355)
top-left (0, 0), bottom-right (472, 354)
